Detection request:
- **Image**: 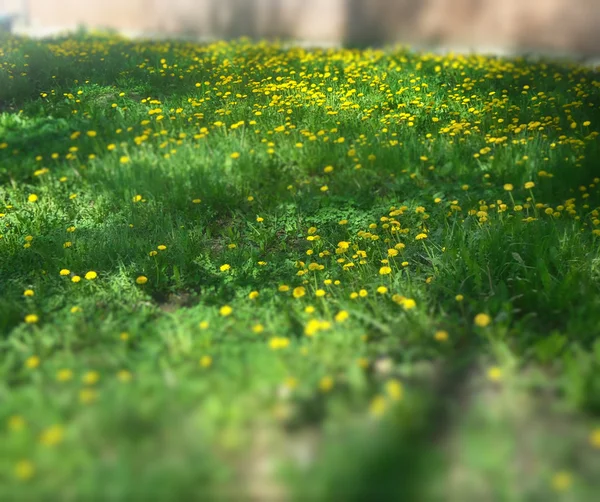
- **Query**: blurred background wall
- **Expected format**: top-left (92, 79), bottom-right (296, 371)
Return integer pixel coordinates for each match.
top-left (1, 0), bottom-right (600, 54)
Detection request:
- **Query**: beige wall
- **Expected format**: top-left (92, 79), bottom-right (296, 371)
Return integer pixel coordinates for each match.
top-left (6, 0), bottom-right (600, 54)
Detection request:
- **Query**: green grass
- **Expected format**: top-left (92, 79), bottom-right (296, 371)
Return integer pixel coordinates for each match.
top-left (1, 33), bottom-right (600, 501)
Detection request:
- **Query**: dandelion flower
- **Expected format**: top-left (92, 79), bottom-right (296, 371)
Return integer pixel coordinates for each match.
top-left (219, 305), bottom-right (233, 317)
top-left (136, 276), bottom-right (148, 285)
top-left (474, 313), bottom-right (491, 327)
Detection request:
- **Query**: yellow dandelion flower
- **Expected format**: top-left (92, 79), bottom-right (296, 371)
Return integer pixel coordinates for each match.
top-left (28, 194), bottom-right (38, 203)
top-left (249, 291), bottom-right (259, 300)
top-left (136, 276), bottom-right (148, 284)
top-left (435, 330), bottom-right (449, 342)
top-left (14, 460), bottom-right (35, 480)
top-left (219, 305), bottom-right (233, 317)
top-left (23, 289), bottom-right (34, 297)
top-left (487, 366), bottom-right (502, 382)
top-left (220, 264), bottom-right (231, 272)
top-left (474, 313), bottom-right (491, 327)
top-left (24, 314), bottom-right (39, 324)
top-left (71, 275), bottom-right (81, 283)
top-left (59, 269), bottom-right (70, 276)
top-left (524, 181), bottom-right (535, 189)
top-left (319, 376), bottom-right (334, 392)
top-left (199, 355), bottom-right (212, 368)
top-left (56, 369), bottom-right (73, 382)
top-left (588, 428), bottom-right (600, 448)
top-left (84, 271), bottom-right (97, 280)
top-left (385, 379), bottom-right (403, 401)
top-left (335, 310), bottom-right (349, 323)
top-left (39, 425), bottom-right (64, 446)
top-left (379, 266), bottom-right (392, 275)
top-left (551, 471), bottom-right (572, 492)
top-left (25, 355), bottom-right (40, 369)
top-left (117, 370), bottom-right (132, 382)
top-left (369, 395), bottom-right (387, 417)
top-left (293, 286), bottom-right (306, 299)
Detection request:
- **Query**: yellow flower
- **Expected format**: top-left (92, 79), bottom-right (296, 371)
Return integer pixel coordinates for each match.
top-left (199, 321), bottom-right (209, 330)
top-left (249, 291), bottom-right (259, 300)
top-left (192, 198), bottom-right (201, 204)
top-left (588, 428), bottom-right (600, 448)
top-left (377, 286), bottom-right (388, 294)
top-left (379, 266), bottom-right (392, 275)
top-left (87, 130), bottom-right (97, 137)
top-left (252, 324), bottom-right (264, 334)
top-left (503, 183), bottom-right (514, 191)
top-left (293, 286), bottom-right (306, 299)
top-left (71, 275), bottom-right (81, 283)
top-left (79, 389), bottom-right (98, 404)
top-left (319, 376), bottom-right (334, 392)
top-left (120, 156), bottom-right (130, 164)
top-left (70, 306), bottom-right (82, 313)
top-left (385, 379), bottom-right (403, 401)
top-left (315, 289), bottom-right (326, 297)
top-left (387, 248), bottom-right (399, 257)
top-left (82, 371), bottom-right (100, 385)
top-left (23, 289), bottom-right (34, 297)
top-left (56, 369), bottom-right (73, 382)
top-left (369, 395), bottom-right (387, 417)
top-left (28, 194), bottom-right (38, 203)
top-left (256, 216), bottom-right (264, 222)
top-left (14, 460), bottom-right (35, 480)
top-left (199, 355), bottom-right (212, 368)
top-left (278, 285), bottom-right (290, 292)
top-left (220, 264), bottom-right (231, 272)
top-left (219, 305), bottom-right (233, 317)
top-left (455, 294), bottom-right (464, 302)
top-left (335, 310), bottom-right (349, 323)
top-left (157, 245), bottom-right (167, 251)
top-left (230, 152), bottom-right (240, 159)
top-left (39, 425), bottom-right (64, 446)
top-left (551, 471), bottom-right (572, 492)
top-left (415, 233), bottom-right (428, 240)
top-left (474, 313), bottom-right (491, 327)
top-left (402, 298), bottom-right (416, 310)
top-left (24, 314), bottom-right (39, 324)
top-left (135, 275), bottom-right (148, 285)
top-left (8, 415), bottom-right (26, 432)
top-left (435, 330), bottom-right (449, 342)
top-left (524, 181), bottom-right (535, 189)
top-left (85, 271), bottom-right (97, 280)
top-left (25, 356), bottom-right (40, 368)
top-left (117, 370), bottom-right (132, 382)
top-left (149, 250), bottom-right (158, 256)
top-left (132, 194), bottom-right (142, 202)
top-left (269, 337), bottom-right (290, 350)
top-left (59, 268), bottom-right (70, 276)
top-left (487, 366), bottom-right (502, 382)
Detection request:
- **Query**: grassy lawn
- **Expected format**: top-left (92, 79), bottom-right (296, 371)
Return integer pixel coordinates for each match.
top-left (1, 33), bottom-right (600, 501)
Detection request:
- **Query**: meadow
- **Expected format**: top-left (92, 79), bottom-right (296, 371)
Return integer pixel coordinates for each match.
top-left (1, 33), bottom-right (600, 501)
